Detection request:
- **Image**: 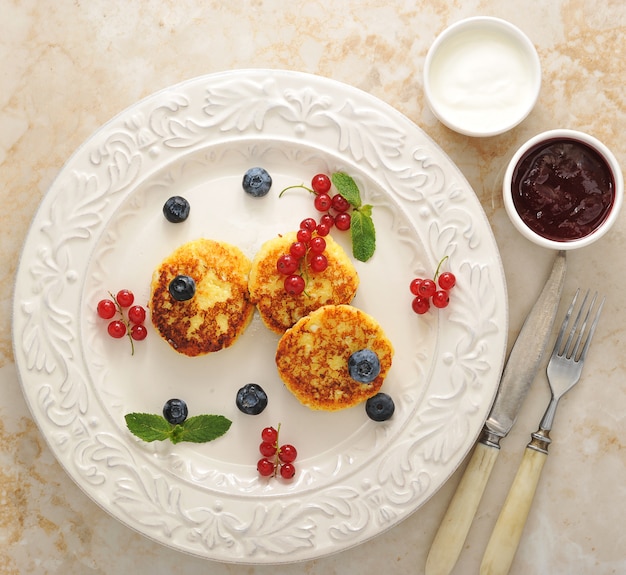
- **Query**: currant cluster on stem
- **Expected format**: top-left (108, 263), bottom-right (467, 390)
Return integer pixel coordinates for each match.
top-left (277, 218), bottom-right (329, 295)
top-left (309, 173), bottom-right (352, 232)
top-left (281, 173), bottom-right (352, 234)
top-left (96, 289), bottom-right (148, 354)
top-left (256, 425), bottom-right (298, 480)
top-left (410, 257), bottom-right (456, 314)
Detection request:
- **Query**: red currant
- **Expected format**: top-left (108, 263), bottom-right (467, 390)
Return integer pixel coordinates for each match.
top-left (296, 228), bottom-right (312, 243)
top-left (319, 213), bottom-right (335, 229)
top-left (256, 424), bottom-right (297, 480)
top-left (314, 193), bottom-right (332, 212)
top-left (290, 241), bottom-right (307, 259)
top-left (412, 296), bottom-right (430, 315)
top-left (284, 274), bottom-right (306, 295)
top-left (309, 253), bottom-right (328, 273)
top-left (97, 299), bottom-right (116, 319)
top-left (438, 271), bottom-right (456, 290)
top-left (309, 236), bottom-right (326, 254)
top-left (108, 320), bottom-right (127, 338)
top-left (300, 217), bottom-right (317, 232)
top-left (418, 279), bottom-right (437, 298)
top-left (409, 278), bottom-right (423, 296)
top-left (277, 254), bottom-right (300, 275)
top-left (334, 212), bottom-right (351, 231)
top-left (257, 458), bottom-right (275, 477)
top-left (278, 444), bottom-right (298, 463)
top-left (432, 290), bottom-right (450, 309)
top-left (259, 441), bottom-right (277, 457)
top-left (331, 193), bottom-right (350, 212)
top-left (116, 289), bottom-right (134, 307)
top-left (261, 426), bottom-right (278, 444)
top-left (316, 223), bottom-right (331, 237)
top-left (128, 305), bottom-right (146, 324)
top-left (311, 173), bottom-right (331, 194)
top-left (279, 463), bottom-right (296, 479)
top-left (130, 324), bottom-right (148, 341)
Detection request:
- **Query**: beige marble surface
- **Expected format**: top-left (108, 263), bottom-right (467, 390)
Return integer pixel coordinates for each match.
top-left (1, 0), bottom-right (625, 573)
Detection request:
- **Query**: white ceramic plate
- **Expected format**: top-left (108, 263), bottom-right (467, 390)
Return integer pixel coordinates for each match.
top-left (13, 69), bottom-right (507, 564)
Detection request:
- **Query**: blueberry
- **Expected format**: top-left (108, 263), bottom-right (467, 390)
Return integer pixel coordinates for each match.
top-left (163, 196), bottom-right (190, 223)
top-left (169, 275), bottom-right (196, 301)
top-left (365, 393), bottom-right (395, 422)
top-left (163, 398), bottom-right (188, 425)
top-left (242, 167), bottom-right (272, 197)
top-left (236, 383), bottom-right (268, 415)
top-left (348, 349), bottom-right (381, 383)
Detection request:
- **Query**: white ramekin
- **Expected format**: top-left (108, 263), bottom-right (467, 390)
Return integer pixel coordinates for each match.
top-left (424, 17), bottom-right (541, 137)
top-left (503, 129), bottom-right (623, 249)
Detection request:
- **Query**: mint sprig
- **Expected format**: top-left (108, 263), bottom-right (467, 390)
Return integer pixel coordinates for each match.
top-left (331, 172), bottom-right (376, 262)
top-left (125, 412), bottom-right (232, 444)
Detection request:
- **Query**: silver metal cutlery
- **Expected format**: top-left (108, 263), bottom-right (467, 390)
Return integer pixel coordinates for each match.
top-left (480, 289), bottom-right (605, 575)
top-left (425, 251), bottom-right (567, 575)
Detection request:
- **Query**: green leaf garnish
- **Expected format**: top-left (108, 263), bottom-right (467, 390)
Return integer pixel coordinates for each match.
top-left (331, 173), bottom-right (376, 262)
top-left (331, 172), bottom-right (362, 208)
top-left (279, 171), bottom-right (377, 262)
top-left (124, 413), bottom-right (173, 442)
top-left (124, 412), bottom-right (232, 444)
top-left (350, 208), bottom-right (376, 262)
top-left (175, 414), bottom-right (232, 444)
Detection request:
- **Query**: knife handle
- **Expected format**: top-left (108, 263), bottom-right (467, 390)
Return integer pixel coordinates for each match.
top-left (480, 446), bottom-right (548, 575)
top-left (425, 442), bottom-right (500, 575)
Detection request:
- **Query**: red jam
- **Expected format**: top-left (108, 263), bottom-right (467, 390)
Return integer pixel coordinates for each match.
top-left (511, 138), bottom-right (615, 241)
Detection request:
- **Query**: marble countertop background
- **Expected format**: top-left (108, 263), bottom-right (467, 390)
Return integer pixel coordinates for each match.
top-left (1, 1), bottom-right (624, 573)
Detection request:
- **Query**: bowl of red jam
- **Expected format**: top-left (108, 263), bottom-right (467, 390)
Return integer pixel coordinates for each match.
top-left (503, 129), bottom-right (623, 249)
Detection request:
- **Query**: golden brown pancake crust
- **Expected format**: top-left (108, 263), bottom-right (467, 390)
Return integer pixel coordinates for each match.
top-left (150, 239), bottom-right (254, 356)
top-left (248, 232), bottom-right (359, 334)
top-left (275, 304), bottom-right (394, 411)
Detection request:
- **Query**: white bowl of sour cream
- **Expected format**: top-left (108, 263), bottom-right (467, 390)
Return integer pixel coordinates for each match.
top-left (424, 17), bottom-right (541, 137)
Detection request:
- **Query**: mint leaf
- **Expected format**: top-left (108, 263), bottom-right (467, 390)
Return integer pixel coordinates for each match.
top-left (350, 208), bottom-right (376, 262)
top-left (125, 413), bottom-right (173, 442)
top-left (125, 412), bottom-right (232, 444)
top-left (359, 204), bottom-right (373, 218)
top-left (177, 414), bottom-right (232, 444)
top-left (331, 172), bottom-right (362, 208)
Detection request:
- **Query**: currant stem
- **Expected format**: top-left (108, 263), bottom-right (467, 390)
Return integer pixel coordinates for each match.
top-left (433, 255), bottom-right (449, 282)
top-left (109, 291), bottom-right (135, 356)
top-left (278, 184), bottom-right (315, 198)
top-left (272, 422), bottom-right (282, 477)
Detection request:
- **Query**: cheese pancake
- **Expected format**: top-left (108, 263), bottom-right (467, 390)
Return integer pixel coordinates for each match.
top-left (275, 304), bottom-right (394, 411)
top-left (248, 232), bottom-right (359, 334)
top-left (150, 238), bottom-right (254, 356)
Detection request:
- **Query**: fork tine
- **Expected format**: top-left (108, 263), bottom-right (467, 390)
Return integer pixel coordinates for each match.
top-left (553, 289), bottom-right (579, 356)
top-left (563, 289), bottom-right (589, 358)
top-left (577, 293), bottom-right (605, 362)
top-left (567, 290), bottom-right (593, 359)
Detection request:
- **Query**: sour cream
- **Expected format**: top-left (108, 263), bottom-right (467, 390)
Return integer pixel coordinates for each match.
top-left (424, 17), bottom-right (541, 137)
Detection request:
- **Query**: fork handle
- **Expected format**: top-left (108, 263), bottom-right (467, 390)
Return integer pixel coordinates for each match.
top-left (480, 445), bottom-right (548, 575)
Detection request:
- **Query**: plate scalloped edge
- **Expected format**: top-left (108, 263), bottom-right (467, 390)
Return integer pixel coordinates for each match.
top-left (12, 69), bottom-right (507, 564)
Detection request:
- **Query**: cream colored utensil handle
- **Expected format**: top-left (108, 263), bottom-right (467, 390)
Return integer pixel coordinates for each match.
top-left (425, 442), bottom-right (500, 575)
top-left (480, 446), bottom-right (548, 575)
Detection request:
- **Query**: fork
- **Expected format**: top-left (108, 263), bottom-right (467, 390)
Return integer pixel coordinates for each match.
top-left (480, 289), bottom-right (605, 575)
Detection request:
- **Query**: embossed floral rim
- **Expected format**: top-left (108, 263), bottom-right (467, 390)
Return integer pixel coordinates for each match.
top-left (12, 69), bottom-right (507, 563)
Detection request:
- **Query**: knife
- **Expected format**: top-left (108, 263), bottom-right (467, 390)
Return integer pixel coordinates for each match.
top-left (425, 250), bottom-right (567, 575)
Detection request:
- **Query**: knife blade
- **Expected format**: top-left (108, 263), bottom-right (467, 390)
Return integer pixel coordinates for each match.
top-left (425, 250), bottom-right (567, 575)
